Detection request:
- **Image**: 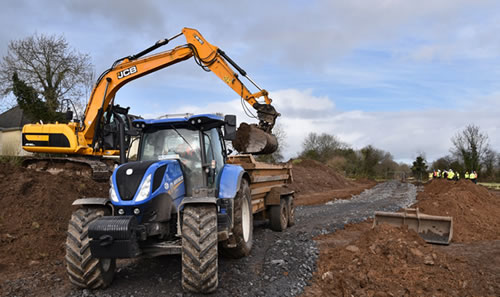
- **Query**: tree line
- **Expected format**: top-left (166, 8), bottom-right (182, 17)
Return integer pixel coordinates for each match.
top-left (297, 132), bottom-right (410, 179)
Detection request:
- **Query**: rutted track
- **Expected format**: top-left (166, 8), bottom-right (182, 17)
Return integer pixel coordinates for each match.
top-left (62, 181), bottom-right (417, 297)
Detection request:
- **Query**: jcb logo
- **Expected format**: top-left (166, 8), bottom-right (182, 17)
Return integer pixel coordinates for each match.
top-left (117, 66), bottom-right (137, 79)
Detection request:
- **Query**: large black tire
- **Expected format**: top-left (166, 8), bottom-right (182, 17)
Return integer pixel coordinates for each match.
top-left (65, 207), bottom-right (116, 289)
top-left (286, 196), bottom-right (295, 227)
top-left (181, 204), bottom-right (218, 293)
top-left (220, 178), bottom-right (253, 258)
top-left (270, 198), bottom-right (288, 232)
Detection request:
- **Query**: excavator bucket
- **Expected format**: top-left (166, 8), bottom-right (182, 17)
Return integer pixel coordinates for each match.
top-left (233, 123), bottom-right (278, 155)
top-left (373, 208), bottom-right (453, 245)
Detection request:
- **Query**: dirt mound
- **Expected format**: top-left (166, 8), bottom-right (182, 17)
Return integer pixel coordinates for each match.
top-left (290, 159), bottom-right (357, 194)
top-left (290, 159), bottom-right (375, 206)
top-left (303, 223), bottom-right (497, 297)
top-left (0, 163), bottom-right (108, 280)
top-left (415, 179), bottom-right (500, 242)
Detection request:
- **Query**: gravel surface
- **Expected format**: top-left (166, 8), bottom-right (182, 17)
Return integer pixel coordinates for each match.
top-left (62, 181), bottom-right (417, 297)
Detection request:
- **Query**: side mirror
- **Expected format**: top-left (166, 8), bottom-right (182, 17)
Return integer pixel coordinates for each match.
top-left (223, 115), bottom-right (237, 141)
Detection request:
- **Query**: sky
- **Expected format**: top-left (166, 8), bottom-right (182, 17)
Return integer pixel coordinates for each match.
top-left (1, 0), bottom-right (500, 163)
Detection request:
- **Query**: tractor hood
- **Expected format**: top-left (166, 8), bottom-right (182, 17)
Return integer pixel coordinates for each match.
top-left (110, 159), bottom-right (185, 206)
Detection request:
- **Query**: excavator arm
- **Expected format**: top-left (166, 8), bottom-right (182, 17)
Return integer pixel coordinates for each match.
top-left (23, 28), bottom-right (279, 156)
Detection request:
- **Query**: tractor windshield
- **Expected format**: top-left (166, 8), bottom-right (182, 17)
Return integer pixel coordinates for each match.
top-left (139, 128), bottom-right (203, 192)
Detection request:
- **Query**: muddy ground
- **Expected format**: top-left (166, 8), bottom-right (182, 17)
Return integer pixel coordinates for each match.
top-left (1, 161), bottom-right (499, 297)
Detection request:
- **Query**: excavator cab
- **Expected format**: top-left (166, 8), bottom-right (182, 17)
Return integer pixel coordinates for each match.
top-left (98, 104), bottom-right (137, 151)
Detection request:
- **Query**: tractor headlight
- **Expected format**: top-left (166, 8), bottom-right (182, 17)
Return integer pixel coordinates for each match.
top-left (135, 174), bottom-right (152, 202)
top-left (109, 179), bottom-right (119, 203)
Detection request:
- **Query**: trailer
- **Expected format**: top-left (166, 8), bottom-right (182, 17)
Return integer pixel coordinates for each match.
top-left (228, 154), bottom-right (294, 231)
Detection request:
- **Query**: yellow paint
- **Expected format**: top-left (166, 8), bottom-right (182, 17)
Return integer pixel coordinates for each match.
top-left (25, 134), bottom-right (49, 141)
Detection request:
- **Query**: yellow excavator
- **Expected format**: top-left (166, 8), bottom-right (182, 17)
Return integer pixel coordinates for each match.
top-left (22, 28), bottom-right (280, 179)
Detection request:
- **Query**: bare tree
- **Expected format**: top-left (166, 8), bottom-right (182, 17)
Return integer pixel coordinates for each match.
top-left (255, 123), bottom-right (287, 163)
top-left (451, 124), bottom-right (490, 172)
top-left (0, 33), bottom-right (93, 116)
top-left (482, 148), bottom-right (497, 180)
top-left (301, 132), bottom-right (345, 162)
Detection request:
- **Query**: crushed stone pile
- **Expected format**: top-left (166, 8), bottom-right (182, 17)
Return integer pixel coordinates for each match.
top-left (416, 179), bottom-right (500, 242)
top-left (303, 223), bottom-right (494, 297)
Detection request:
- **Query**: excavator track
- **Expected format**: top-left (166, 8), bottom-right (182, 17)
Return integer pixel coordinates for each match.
top-left (22, 157), bottom-right (115, 180)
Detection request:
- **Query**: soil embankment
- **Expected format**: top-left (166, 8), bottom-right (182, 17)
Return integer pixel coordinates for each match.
top-left (289, 159), bottom-right (376, 206)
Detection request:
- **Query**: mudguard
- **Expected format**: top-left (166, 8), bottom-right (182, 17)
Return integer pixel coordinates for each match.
top-left (218, 164), bottom-right (246, 199)
top-left (72, 197), bottom-right (110, 206)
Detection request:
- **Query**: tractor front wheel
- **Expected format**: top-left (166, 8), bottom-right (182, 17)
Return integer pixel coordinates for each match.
top-left (181, 204), bottom-right (218, 293)
top-left (65, 207), bottom-right (116, 289)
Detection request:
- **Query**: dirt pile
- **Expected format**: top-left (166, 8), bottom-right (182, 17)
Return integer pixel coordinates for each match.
top-left (0, 163), bottom-right (108, 280)
top-left (290, 159), bottom-right (376, 205)
top-left (290, 159), bottom-right (356, 194)
top-left (303, 223), bottom-right (498, 297)
top-left (416, 179), bottom-right (500, 242)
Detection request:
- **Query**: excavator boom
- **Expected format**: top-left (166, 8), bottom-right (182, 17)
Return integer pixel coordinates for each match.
top-left (22, 28), bottom-right (279, 160)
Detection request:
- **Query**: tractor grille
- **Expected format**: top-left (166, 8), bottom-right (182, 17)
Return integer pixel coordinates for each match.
top-left (153, 165), bottom-right (167, 192)
top-left (116, 161), bottom-right (156, 201)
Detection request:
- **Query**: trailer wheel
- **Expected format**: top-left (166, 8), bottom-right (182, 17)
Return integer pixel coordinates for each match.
top-left (286, 196), bottom-right (295, 227)
top-left (270, 198), bottom-right (288, 232)
top-left (221, 178), bottom-right (253, 258)
top-left (181, 204), bottom-right (218, 293)
top-left (65, 207), bottom-right (115, 289)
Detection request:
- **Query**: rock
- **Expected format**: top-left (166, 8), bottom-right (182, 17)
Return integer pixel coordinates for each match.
top-left (345, 245), bottom-right (360, 253)
top-left (374, 291), bottom-right (389, 297)
top-left (31, 221), bottom-right (40, 229)
top-left (271, 259), bottom-right (285, 265)
top-left (424, 255), bottom-right (435, 265)
top-left (410, 247), bottom-right (424, 257)
top-left (321, 271), bottom-right (333, 281)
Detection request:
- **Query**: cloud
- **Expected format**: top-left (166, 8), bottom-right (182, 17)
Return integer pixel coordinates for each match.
top-left (140, 88), bottom-right (499, 164)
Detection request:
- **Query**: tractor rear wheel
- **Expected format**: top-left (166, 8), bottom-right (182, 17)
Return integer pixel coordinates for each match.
top-left (181, 204), bottom-right (218, 293)
top-left (286, 196), bottom-right (295, 227)
top-left (65, 207), bottom-right (115, 289)
top-left (220, 178), bottom-right (253, 258)
top-left (270, 198), bottom-right (288, 232)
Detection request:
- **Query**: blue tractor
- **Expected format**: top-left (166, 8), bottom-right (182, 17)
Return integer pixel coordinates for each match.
top-left (65, 114), bottom-right (277, 293)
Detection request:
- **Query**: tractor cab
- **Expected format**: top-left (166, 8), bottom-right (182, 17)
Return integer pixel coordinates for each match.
top-left (133, 114), bottom-right (236, 195)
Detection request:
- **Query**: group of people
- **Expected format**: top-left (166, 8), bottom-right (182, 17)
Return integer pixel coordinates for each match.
top-left (429, 169), bottom-right (478, 184)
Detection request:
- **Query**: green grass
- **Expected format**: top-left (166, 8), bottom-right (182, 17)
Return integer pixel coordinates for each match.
top-left (478, 182), bottom-right (500, 190)
top-left (0, 155), bottom-right (24, 166)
